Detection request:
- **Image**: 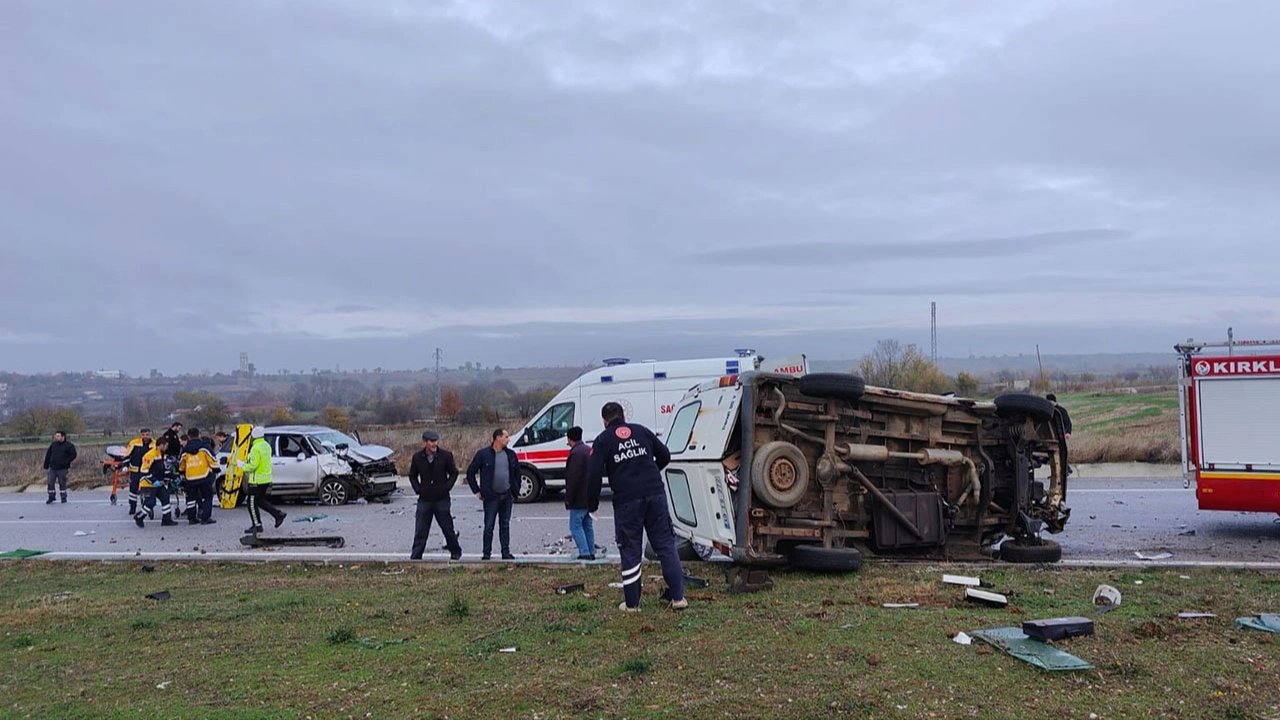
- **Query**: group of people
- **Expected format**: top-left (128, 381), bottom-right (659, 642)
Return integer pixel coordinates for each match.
top-left (114, 422), bottom-right (227, 528)
top-left (407, 402), bottom-right (688, 611)
top-left (42, 404), bottom-right (691, 611)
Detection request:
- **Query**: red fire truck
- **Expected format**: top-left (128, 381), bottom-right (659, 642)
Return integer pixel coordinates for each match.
top-left (1177, 337), bottom-right (1280, 514)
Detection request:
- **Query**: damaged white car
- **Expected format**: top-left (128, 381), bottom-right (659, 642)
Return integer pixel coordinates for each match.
top-left (219, 425), bottom-right (399, 505)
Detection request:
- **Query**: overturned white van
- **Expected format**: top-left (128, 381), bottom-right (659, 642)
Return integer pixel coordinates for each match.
top-left (659, 371), bottom-right (1071, 571)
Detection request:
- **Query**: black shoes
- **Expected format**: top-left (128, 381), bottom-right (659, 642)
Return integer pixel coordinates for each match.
top-left (274, 513), bottom-right (287, 528)
top-left (482, 554), bottom-right (491, 560)
top-left (450, 552), bottom-right (462, 561)
top-left (577, 554), bottom-right (597, 561)
top-left (501, 553), bottom-right (516, 560)
top-left (246, 525), bottom-right (264, 534)
top-left (200, 519), bottom-right (216, 525)
top-left (161, 517), bottom-right (177, 527)
top-left (60, 494), bottom-right (67, 503)
top-left (134, 515), bottom-right (145, 528)
top-left (46, 495), bottom-right (55, 504)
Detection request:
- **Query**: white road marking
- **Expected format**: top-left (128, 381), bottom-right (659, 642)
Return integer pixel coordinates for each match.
top-left (36, 551), bottom-right (609, 562)
top-left (1069, 489), bottom-right (1186, 494)
top-left (516, 516), bottom-right (614, 521)
top-left (0, 519), bottom-right (137, 524)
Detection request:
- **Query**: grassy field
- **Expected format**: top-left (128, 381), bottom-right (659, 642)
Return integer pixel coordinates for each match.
top-left (2, 562), bottom-right (1278, 719)
top-left (1058, 389), bottom-right (1180, 464)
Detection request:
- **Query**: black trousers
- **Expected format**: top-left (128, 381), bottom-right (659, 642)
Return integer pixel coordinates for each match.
top-left (410, 498), bottom-right (462, 559)
top-left (245, 483), bottom-right (283, 528)
top-left (185, 477), bottom-right (215, 522)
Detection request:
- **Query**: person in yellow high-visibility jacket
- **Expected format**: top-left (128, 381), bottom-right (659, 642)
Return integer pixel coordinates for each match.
top-left (179, 428), bottom-right (219, 525)
top-left (239, 426), bottom-right (286, 534)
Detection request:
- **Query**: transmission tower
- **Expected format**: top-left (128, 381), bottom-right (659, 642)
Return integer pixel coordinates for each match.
top-left (930, 302), bottom-right (938, 363)
top-left (434, 347), bottom-right (443, 410)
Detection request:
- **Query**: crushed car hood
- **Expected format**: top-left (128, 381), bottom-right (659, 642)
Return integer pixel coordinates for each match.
top-left (344, 444), bottom-right (394, 463)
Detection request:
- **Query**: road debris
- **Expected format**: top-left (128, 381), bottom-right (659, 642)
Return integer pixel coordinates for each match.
top-left (951, 631), bottom-right (973, 645)
top-left (555, 583), bottom-right (585, 595)
top-left (498, 647), bottom-right (517, 653)
top-left (0, 549), bottom-right (49, 559)
top-left (683, 574), bottom-right (709, 589)
top-left (1177, 612), bottom-right (1217, 619)
top-left (1178, 529), bottom-right (1197, 537)
top-left (1134, 551), bottom-right (1173, 560)
top-left (965, 589), bottom-right (1008, 608)
top-left (72, 530), bottom-right (95, 537)
top-left (970, 627), bottom-right (1094, 671)
top-left (1023, 617), bottom-right (1095, 642)
top-left (145, 590), bottom-right (171, 602)
top-left (1236, 614), bottom-right (1280, 634)
top-left (357, 636), bottom-right (407, 650)
top-left (882, 603), bottom-right (919, 609)
top-left (292, 514), bottom-right (329, 523)
top-left (1092, 584), bottom-right (1122, 614)
top-left (156, 681), bottom-right (171, 690)
top-left (942, 574), bottom-right (991, 588)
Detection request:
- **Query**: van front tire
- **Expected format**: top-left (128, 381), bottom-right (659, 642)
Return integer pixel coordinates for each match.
top-left (515, 467), bottom-right (543, 504)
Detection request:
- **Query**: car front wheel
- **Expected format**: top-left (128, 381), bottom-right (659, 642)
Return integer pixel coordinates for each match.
top-left (319, 477), bottom-right (353, 506)
top-left (515, 467), bottom-right (543, 504)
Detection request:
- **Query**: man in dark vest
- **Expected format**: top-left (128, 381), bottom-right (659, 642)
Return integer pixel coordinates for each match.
top-left (408, 430), bottom-right (463, 560)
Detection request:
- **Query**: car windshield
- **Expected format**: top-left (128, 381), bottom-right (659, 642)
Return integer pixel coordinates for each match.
top-left (309, 430), bottom-right (361, 451)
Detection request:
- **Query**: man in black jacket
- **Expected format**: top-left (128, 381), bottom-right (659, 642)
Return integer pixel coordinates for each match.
top-left (408, 430), bottom-right (462, 560)
top-left (563, 427), bottom-right (596, 560)
top-left (587, 402), bottom-right (686, 611)
top-left (466, 428), bottom-right (519, 560)
top-left (42, 430), bottom-right (77, 504)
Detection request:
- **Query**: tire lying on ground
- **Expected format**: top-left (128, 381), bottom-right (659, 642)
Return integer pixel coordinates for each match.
top-left (750, 441), bottom-right (811, 508)
top-left (993, 393), bottom-right (1055, 423)
top-left (790, 545), bottom-right (862, 573)
top-left (797, 373), bottom-right (866, 403)
top-left (999, 538), bottom-right (1062, 563)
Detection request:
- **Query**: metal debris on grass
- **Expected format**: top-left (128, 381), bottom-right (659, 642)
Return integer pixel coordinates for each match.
top-left (1235, 614), bottom-right (1280, 634)
top-left (1134, 551), bottom-right (1173, 560)
top-left (970, 627), bottom-right (1094, 671)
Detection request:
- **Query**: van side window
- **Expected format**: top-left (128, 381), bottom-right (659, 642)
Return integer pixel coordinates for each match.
top-left (665, 402), bottom-right (700, 454)
top-left (666, 470), bottom-right (698, 527)
top-left (526, 402), bottom-right (575, 445)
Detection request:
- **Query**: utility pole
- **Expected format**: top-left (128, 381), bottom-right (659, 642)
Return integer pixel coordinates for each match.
top-left (433, 347), bottom-right (443, 410)
top-left (930, 301), bottom-right (938, 364)
top-left (1036, 344), bottom-right (1045, 388)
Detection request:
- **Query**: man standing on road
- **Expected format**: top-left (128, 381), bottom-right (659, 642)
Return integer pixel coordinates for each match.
top-left (1046, 394), bottom-right (1073, 441)
top-left (587, 402), bottom-right (687, 612)
top-left (563, 427), bottom-right (596, 560)
top-left (42, 430), bottom-right (77, 504)
top-left (162, 422), bottom-right (185, 460)
top-left (408, 430), bottom-right (463, 560)
top-left (239, 425), bottom-right (286, 534)
top-left (466, 429), bottom-right (519, 560)
top-left (119, 428), bottom-right (153, 515)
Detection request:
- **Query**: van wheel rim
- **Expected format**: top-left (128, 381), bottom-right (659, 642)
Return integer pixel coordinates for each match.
top-left (517, 475), bottom-right (534, 500)
top-left (769, 459), bottom-right (797, 492)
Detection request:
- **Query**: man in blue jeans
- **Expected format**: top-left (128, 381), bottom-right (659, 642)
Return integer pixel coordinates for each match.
top-left (587, 402), bottom-right (687, 612)
top-left (466, 428), bottom-right (519, 560)
top-left (563, 427), bottom-right (596, 560)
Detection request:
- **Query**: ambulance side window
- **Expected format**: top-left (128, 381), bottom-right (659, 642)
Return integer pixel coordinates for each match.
top-left (666, 402), bottom-right (700, 454)
top-left (528, 402), bottom-right (575, 444)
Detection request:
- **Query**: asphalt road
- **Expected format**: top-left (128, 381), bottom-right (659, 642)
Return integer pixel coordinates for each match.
top-left (1, 475), bottom-right (1277, 566)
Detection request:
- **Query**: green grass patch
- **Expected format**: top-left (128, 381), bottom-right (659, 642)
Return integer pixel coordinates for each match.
top-left (1, 562), bottom-right (1278, 718)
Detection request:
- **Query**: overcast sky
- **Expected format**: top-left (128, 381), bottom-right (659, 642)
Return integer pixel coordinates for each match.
top-left (4, 0), bottom-right (1278, 374)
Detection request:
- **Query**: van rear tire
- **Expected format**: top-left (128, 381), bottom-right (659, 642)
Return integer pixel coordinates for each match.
top-left (994, 394), bottom-right (1055, 422)
top-left (515, 467), bottom-right (543, 504)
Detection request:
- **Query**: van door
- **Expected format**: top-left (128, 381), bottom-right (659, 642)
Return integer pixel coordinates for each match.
top-left (664, 464), bottom-right (737, 552)
top-left (660, 389), bottom-right (743, 553)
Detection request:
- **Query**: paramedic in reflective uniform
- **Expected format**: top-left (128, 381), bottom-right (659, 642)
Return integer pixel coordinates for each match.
top-left (587, 402), bottom-right (687, 611)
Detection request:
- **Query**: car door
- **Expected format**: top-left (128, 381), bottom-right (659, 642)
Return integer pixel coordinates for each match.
top-left (266, 434), bottom-right (321, 496)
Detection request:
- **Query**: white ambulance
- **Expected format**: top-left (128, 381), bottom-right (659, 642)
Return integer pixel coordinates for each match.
top-left (510, 351), bottom-right (809, 502)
